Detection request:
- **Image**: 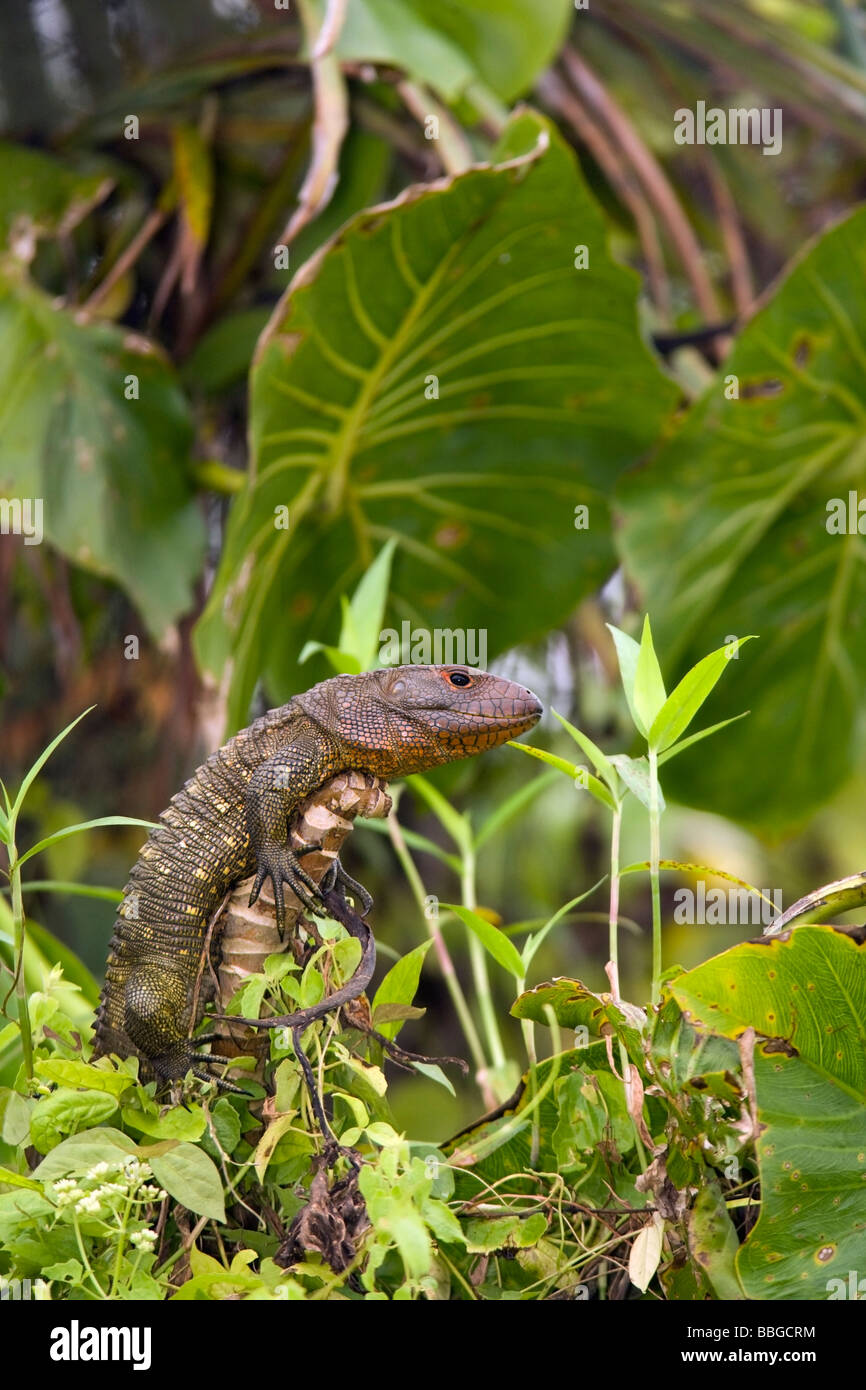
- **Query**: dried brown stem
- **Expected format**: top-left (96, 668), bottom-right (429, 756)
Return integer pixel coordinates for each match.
top-left (278, 0), bottom-right (349, 245)
top-left (538, 68), bottom-right (670, 321)
top-left (704, 156), bottom-right (754, 321)
top-left (561, 46), bottom-right (720, 322)
top-left (82, 207), bottom-right (167, 314)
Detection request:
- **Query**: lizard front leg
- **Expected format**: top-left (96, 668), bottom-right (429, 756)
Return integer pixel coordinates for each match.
top-left (245, 739), bottom-right (338, 931)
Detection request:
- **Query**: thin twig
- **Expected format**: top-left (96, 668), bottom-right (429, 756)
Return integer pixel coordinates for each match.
top-left (397, 79), bottom-right (474, 175)
top-left (312, 0), bottom-right (349, 60)
top-left (561, 47), bottom-right (720, 322)
top-left (538, 68), bottom-right (670, 321)
top-left (82, 207), bottom-right (167, 314)
top-left (703, 156), bottom-right (754, 321)
top-left (279, 0), bottom-right (349, 245)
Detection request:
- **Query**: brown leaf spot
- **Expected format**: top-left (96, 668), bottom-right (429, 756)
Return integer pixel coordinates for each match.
top-left (434, 522), bottom-right (468, 550)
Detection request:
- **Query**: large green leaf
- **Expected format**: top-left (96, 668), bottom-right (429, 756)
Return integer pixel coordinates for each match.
top-left (371, 939), bottom-right (432, 1041)
top-left (616, 206), bottom-right (866, 828)
top-left (196, 110), bottom-right (676, 725)
top-left (512, 978), bottom-right (647, 1066)
top-left (0, 261), bottom-right (203, 633)
top-left (670, 925), bottom-right (866, 1299)
top-left (336, 0), bottom-right (572, 103)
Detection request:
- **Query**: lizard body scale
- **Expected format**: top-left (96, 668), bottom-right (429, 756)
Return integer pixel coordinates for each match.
top-left (93, 665), bottom-right (542, 1083)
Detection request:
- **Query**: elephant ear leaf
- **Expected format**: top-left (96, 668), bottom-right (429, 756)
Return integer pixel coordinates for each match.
top-left (670, 925), bottom-right (866, 1300)
top-left (195, 109), bottom-right (677, 729)
top-left (616, 206), bottom-right (866, 830)
top-left (0, 270), bottom-right (201, 635)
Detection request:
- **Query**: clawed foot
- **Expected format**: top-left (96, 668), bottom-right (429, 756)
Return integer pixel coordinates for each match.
top-left (153, 1035), bottom-right (251, 1096)
top-left (248, 844), bottom-right (326, 931)
top-left (295, 851), bottom-right (374, 918)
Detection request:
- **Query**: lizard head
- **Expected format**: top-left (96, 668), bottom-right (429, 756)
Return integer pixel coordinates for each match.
top-left (302, 665), bottom-right (542, 777)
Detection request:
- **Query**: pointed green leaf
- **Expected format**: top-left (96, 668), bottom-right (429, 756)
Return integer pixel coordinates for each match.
top-left (411, 1061), bottom-right (455, 1096)
top-left (17, 817), bottom-right (156, 867)
top-left (656, 712), bottom-right (749, 765)
top-left (649, 638), bottom-right (756, 752)
top-left (551, 710), bottom-right (620, 797)
top-left (298, 642), bottom-right (361, 674)
top-left (521, 882), bottom-right (606, 972)
top-left (149, 1143), bottom-right (226, 1224)
top-left (443, 904), bottom-right (525, 979)
top-left (10, 708), bottom-right (94, 822)
top-left (405, 775), bottom-right (470, 851)
top-left (371, 939), bottom-right (433, 1041)
top-left (634, 615), bottom-right (667, 735)
top-left (606, 624), bottom-right (645, 736)
top-left (343, 538), bottom-right (398, 671)
top-left (507, 741), bottom-right (617, 811)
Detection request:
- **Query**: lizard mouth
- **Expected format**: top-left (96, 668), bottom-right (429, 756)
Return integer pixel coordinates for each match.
top-left (437, 696), bottom-right (543, 737)
top-left (474, 705), bottom-right (542, 732)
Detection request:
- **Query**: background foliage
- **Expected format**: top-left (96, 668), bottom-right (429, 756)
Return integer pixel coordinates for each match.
top-left (2, 0), bottom-right (866, 1300)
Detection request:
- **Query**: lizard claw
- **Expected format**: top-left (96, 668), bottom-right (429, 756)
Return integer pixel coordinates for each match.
top-left (248, 844), bottom-right (326, 931)
top-left (295, 851), bottom-right (374, 918)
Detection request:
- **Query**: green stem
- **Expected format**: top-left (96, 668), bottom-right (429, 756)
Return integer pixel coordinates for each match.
top-left (109, 1191), bottom-right (136, 1298)
top-left (606, 804), bottom-right (646, 1170)
top-left (10, 859), bottom-right (33, 1080)
top-left (608, 806), bottom-right (621, 980)
top-left (465, 80), bottom-right (509, 135)
top-left (386, 812), bottom-right (487, 1077)
top-left (396, 79), bottom-right (474, 174)
top-left (517, 983), bottom-right (540, 1168)
top-left (190, 459), bottom-right (245, 495)
top-left (461, 842), bottom-right (506, 1072)
top-left (648, 749), bottom-right (663, 1002)
top-left (71, 1213), bottom-right (106, 1299)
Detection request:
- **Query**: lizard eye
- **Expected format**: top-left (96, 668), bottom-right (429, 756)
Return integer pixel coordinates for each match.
top-left (447, 671), bottom-right (472, 687)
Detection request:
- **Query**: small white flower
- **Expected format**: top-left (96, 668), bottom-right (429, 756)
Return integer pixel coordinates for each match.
top-left (55, 1186), bottom-right (85, 1208)
top-left (122, 1158), bottom-right (152, 1184)
top-left (86, 1160), bottom-right (114, 1179)
top-left (52, 1178), bottom-right (78, 1193)
top-left (75, 1194), bottom-right (103, 1215)
top-left (129, 1228), bottom-right (157, 1249)
top-left (91, 1183), bottom-right (123, 1200)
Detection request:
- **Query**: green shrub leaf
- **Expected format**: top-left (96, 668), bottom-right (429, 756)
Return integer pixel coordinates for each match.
top-left (671, 925), bottom-right (866, 1298)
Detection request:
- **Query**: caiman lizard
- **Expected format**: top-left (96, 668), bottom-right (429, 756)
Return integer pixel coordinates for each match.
top-left (94, 665), bottom-right (542, 1085)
